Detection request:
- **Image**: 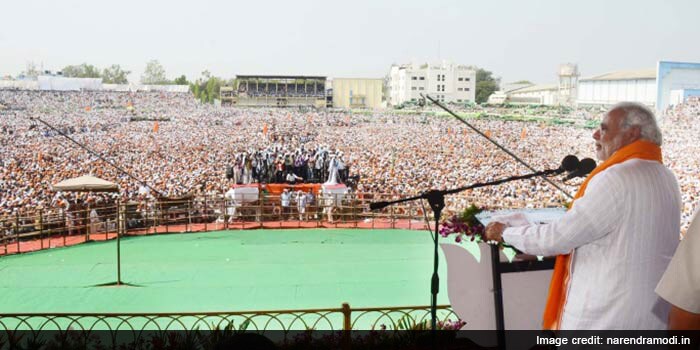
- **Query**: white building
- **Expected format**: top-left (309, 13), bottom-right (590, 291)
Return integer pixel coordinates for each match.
top-left (487, 64), bottom-right (579, 106)
top-left (576, 61), bottom-right (700, 114)
top-left (576, 69), bottom-right (657, 107)
top-left (388, 62), bottom-right (475, 106)
top-left (505, 84), bottom-right (559, 105)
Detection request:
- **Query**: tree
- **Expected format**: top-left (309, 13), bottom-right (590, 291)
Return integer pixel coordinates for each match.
top-left (513, 80), bottom-right (533, 85)
top-left (205, 77), bottom-right (221, 103)
top-left (141, 60), bottom-right (168, 85)
top-left (102, 64), bottom-right (130, 84)
top-left (475, 68), bottom-right (500, 104)
top-left (62, 63), bottom-right (101, 78)
top-left (174, 75), bottom-right (189, 85)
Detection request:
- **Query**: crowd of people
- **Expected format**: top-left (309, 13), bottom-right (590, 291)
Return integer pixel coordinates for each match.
top-left (227, 146), bottom-right (349, 185)
top-left (1, 90), bottom-right (698, 232)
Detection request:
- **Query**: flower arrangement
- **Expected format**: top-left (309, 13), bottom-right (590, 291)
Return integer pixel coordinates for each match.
top-left (439, 204), bottom-right (485, 243)
top-left (440, 203), bottom-right (519, 261)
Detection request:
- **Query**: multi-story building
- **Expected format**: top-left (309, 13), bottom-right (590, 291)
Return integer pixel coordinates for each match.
top-left (388, 62), bottom-right (476, 106)
top-left (332, 78), bottom-right (384, 109)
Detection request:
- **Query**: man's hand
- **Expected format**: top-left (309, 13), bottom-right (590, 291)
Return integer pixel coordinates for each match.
top-left (484, 222), bottom-right (506, 243)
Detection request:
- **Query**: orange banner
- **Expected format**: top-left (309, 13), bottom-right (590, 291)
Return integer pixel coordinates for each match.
top-left (264, 183), bottom-right (322, 195)
top-left (153, 121), bottom-right (159, 133)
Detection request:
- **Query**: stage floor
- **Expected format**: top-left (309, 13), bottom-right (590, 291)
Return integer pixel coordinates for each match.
top-left (0, 228), bottom-right (451, 315)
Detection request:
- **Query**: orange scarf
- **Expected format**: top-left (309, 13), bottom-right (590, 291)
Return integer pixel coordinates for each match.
top-left (542, 140), bottom-right (663, 330)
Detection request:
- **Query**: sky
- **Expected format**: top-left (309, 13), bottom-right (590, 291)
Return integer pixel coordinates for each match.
top-left (1, 0), bottom-right (699, 84)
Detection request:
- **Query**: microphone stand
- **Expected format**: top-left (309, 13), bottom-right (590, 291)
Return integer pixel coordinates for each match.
top-left (370, 168), bottom-right (563, 341)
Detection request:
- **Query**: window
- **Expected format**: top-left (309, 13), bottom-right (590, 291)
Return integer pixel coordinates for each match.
top-left (411, 76), bottom-right (417, 80)
top-left (419, 87), bottom-right (425, 90)
top-left (457, 99), bottom-right (462, 102)
top-left (458, 88), bottom-right (463, 91)
top-left (419, 76), bottom-right (425, 80)
top-left (436, 85), bottom-right (440, 91)
top-left (465, 78), bottom-right (470, 81)
top-left (411, 87), bottom-right (417, 90)
top-left (458, 77), bottom-right (463, 81)
top-left (465, 88), bottom-right (470, 91)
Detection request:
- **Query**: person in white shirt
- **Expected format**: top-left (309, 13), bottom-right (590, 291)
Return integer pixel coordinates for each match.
top-left (485, 102), bottom-right (681, 330)
top-left (656, 207), bottom-right (700, 330)
top-left (297, 190), bottom-right (309, 221)
top-left (280, 189), bottom-right (292, 220)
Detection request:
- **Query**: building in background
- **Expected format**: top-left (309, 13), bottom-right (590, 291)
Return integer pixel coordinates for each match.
top-left (388, 62), bottom-right (475, 106)
top-left (576, 61), bottom-right (700, 114)
top-left (221, 75), bottom-right (327, 107)
top-left (487, 64), bottom-right (578, 106)
top-left (502, 84), bottom-right (559, 105)
top-left (576, 69), bottom-right (657, 107)
top-left (332, 78), bottom-right (383, 109)
top-left (656, 61), bottom-right (700, 113)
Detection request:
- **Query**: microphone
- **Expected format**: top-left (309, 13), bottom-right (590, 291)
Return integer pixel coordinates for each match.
top-left (564, 158), bottom-right (597, 180)
top-left (557, 155), bottom-right (580, 174)
top-left (539, 155), bottom-right (579, 176)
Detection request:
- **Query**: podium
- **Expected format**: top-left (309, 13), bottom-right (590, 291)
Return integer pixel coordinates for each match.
top-left (441, 208), bottom-right (565, 330)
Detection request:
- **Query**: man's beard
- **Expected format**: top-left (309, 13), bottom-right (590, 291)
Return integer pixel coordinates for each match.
top-left (598, 134), bottom-right (627, 161)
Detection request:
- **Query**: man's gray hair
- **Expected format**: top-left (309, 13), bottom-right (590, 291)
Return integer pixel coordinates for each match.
top-left (610, 102), bottom-right (663, 146)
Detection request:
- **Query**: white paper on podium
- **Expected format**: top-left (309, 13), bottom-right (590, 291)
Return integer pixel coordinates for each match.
top-left (476, 207), bottom-right (566, 227)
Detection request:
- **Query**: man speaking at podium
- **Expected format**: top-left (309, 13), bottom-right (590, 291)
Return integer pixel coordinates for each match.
top-left (485, 102), bottom-right (681, 330)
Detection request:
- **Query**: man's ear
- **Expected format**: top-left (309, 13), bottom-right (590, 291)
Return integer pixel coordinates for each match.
top-left (628, 126), bottom-right (642, 141)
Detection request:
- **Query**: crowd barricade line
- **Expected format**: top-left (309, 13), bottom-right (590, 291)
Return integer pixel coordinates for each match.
top-left (0, 192), bottom-right (493, 256)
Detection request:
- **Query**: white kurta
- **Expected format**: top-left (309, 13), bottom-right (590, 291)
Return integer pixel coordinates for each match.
top-left (656, 208), bottom-right (700, 313)
top-left (503, 159), bottom-right (681, 330)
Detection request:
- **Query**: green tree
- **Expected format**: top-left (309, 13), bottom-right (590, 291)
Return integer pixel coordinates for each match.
top-left (102, 64), bottom-right (130, 84)
top-left (205, 77), bottom-right (221, 103)
top-left (62, 63), bottom-right (102, 78)
top-left (191, 83), bottom-right (200, 99)
top-left (141, 60), bottom-right (169, 85)
top-left (174, 75), bottom-right (189, 85)
top-left (475, 68), bottom-right (500, 104)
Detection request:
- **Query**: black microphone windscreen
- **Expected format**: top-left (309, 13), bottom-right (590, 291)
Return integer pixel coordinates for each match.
top-left (578, 158), bottom-right (597, 176)
top-left (561, 155), bottom-right (580, 172)
top-left (564, 158), bottom-right (597, 180)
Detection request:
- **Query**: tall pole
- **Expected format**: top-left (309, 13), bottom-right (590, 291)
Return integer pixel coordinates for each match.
top-left (116, 198), bottom-right (122, 285)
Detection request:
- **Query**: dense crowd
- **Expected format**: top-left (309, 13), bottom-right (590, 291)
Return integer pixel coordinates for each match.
top-left (1, 90), bottom-right (698, 231)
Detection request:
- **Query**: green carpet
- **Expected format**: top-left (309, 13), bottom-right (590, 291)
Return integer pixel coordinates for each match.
top-left (0, 229), bottom-right (451, 314)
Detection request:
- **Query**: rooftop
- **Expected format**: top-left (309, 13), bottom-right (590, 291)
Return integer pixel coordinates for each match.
top-left (580, 68), bottom-right (656, 81)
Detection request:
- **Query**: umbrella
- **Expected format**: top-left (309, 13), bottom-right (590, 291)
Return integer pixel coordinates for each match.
top-left (52, 175), bottom-right (118, 193)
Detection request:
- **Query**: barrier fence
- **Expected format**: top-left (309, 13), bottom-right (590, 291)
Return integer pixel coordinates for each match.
top-left (1, 191), bottom-right (453, 256)
top-left (0, 189), bottom-right (551, 256)
top-left (0, 304), bottom-right (456, 332)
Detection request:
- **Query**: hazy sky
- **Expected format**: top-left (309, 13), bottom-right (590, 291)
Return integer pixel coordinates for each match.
top-left (1, 0), bottom-right (698, 84)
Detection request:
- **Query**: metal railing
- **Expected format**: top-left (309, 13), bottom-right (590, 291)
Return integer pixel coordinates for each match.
top-left (1, 191), bottom-right (550, 256)
top-left (0, 304), bottom-right (456, 332)
top-left (0, 192), bottom-right (436, 256)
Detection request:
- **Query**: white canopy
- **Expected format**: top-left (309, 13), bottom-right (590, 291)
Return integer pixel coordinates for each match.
top-left (52, 175), bottom-right (119, 192)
